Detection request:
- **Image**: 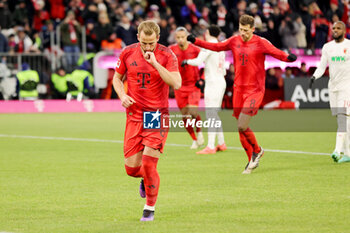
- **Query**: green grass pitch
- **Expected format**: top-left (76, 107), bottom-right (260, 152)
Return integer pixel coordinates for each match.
top-left (0, 110), bottom-right (349, 233)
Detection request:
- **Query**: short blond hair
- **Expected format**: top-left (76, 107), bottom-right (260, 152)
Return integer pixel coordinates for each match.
top-left (138, 20), bottom-right (160, 36)
top-left (239, 14), bottom-right (255, 28)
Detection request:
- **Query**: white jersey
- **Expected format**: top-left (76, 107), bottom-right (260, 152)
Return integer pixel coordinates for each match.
top-left (313, 38), bottom-right (350, 92)
top-left (186, 38), bottom-right (226, 86)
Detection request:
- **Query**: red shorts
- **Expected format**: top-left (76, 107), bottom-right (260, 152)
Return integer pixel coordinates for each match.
top-left (174, 89), bottom-right (201, 109)
top-left (124, 118), bottom-right (169, 158)
top-left (233, 89), bottom-right (264, 119)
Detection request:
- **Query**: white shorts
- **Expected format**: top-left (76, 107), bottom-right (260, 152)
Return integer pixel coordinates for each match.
top-left (204, 83), bottom-right (226, 108)
top-left (329, 90), bottom-right (350, 116)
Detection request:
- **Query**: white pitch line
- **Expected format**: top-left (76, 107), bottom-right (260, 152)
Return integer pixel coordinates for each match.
top-left (0, 134), bottom-right (329, 156)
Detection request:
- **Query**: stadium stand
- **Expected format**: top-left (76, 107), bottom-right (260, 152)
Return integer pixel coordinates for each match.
top-left (0, 0), bottom-right (349, 102)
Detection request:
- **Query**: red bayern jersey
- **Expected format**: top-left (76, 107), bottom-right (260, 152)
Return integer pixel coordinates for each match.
top-left (115, 43), bottom-right (179, 121)
top-left (195, 34), bottom-right (290, 93)
top-left (169, 43), bottom-right (200, 91)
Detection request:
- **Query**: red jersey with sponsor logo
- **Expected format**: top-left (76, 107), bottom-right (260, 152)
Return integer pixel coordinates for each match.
top-left (115, 43), bottom-right (179, 121)
top-left (169, 43), bottom-right (200, 91)
top-left (195, 34), bottom-right (290, 93)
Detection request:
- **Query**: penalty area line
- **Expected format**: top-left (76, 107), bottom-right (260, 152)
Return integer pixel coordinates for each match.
top-left (0, 134), bottom-right (329, 156)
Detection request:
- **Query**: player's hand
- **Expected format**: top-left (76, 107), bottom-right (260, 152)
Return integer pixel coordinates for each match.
top-left (143, 51), bottom-right (157, 65)
top-left (287, 53), bottom-right (297, 62)
top-left (120, 95), bottom-right (136, 108)
top-left (195, 78), bottom-right (205, 93)
top-left (309, 76), bottom-right (315, 89)
top-left (187, 34), bottom-right (196, 43)
top-left (181, 60), bottom-right (188, 67)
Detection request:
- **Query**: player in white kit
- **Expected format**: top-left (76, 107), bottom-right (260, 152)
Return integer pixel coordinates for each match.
top-left (310, 21), bottom-right (350, 163)
top-left (182, 25), bottom-right (227, 154)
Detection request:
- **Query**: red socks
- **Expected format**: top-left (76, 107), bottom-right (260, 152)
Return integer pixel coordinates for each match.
top-left (142, 155), bottom-right (160, 206)
top-left (239, 128), bottom-right (260, 161)
top-left (241, 128), bottom-right (260, 153)
top-left (239, 131), bottom-right (253, 161)
top-left (125, 165), bottom-right (143, 177)
top-left (183, 117), bottom-right (197, 140)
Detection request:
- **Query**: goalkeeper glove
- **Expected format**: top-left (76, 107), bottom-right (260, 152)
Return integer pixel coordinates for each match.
top-left (187, 34), bottom-right (196, 43)
top-left (181, 60), bottom-right (188, 67)
top-left (287, 53), bottom-right (297, 62)
top-left (309, 76), bottom-right (315, 89)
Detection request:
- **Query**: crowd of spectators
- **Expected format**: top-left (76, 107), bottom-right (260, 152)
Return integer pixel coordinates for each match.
top-left (0, 0), bottom-right (349, 101)
top-left (0, 0), bottom-right (350, 55)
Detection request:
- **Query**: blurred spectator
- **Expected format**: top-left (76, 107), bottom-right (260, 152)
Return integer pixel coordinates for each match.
top-left (40, 20), bottom-right (56, 50)
top-left (262, 2), bottom-right (273, 19)
top-left (68, 0), bottom-right (85, 24)
top-left (47, 0), bottom-right (65, 23)
top-left (0, 26), bottom-right (8, 52)
top-left (201, 5), bottom-right (210, 24)
top-left (85, 19), bottom-right (98, 52)
top-left (82, 2), bottom-right (99, 23)
top-left (180, 0), bottom-right (201, 25)
top-left (13, 0), bottom-right (29, 26)
top-left (116, 14), bottom-right (137, 45)
top-left (146, 4), bottom-right (161, 23)
top-left (167, 22), bottom-right (177, 45)
top-left (192, 19), bottom-right (208, 37)
top-left (0, 0), bottom-right (12, 29)
top-left (232, 0), bottom-right (247, 30)
top-left (311, 10), bottom-right (329, 48)
top-left (213, 4), bottom-right (233, 36)
top-left (30, 32), bottom-right (42, 53)
top-left (14, 26), bottom-right (33, 53)
top-left (32, 0), bottom-right (49, 32)
top-left (7, 34), bottom-right (16, 54)
top-left (60, 11), bottom-right (82, 70)
top-left (326, 0), bottom-right (343, 22)
top-left (300, 3), bottom-right (313, 48)
top-left (51, 67), bottom-right (68, 99)
top-left (110, 5), bottom-right (124, 26)
top-left (266, 68), bottom-right (283, 90)
top-left (94, 12), bottom-right (114, 50)
top-left (248, 2), bottom-right (264, 33)
top-left (159, 18), bottom-right (170, 46)
top-left (295, 16), bottom-right (307, 48)
top-left (101, 32), bottom-right (124, 51)
top-left (296, 62), bottom-right (308, 77)
top-left (282, 66), bottom-right (295, 79)
top-left (279, 15), bottom-right (299, 49)
top-left (259, 19), bottom-right (281, 48)
top-left (262, 67), bottom-right (284, 107)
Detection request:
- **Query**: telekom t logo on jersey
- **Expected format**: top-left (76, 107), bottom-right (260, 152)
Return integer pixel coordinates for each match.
top-left (137, 72), bottom-right (151, 89)
top-left (239, 53), bottom-right (248, 66)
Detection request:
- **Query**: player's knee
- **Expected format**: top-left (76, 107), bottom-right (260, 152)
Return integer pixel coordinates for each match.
top-left (238, 125), bottom-right (247, 132)
top-left (125, 165), bottom-right (141, 177)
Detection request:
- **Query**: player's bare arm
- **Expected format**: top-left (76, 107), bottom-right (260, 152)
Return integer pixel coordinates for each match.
top-left (112, 71), bottom-right (136, 108)
top-left (144, 51), bottom-right (181, 89)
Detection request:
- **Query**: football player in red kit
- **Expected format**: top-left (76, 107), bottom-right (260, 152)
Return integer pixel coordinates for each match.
top-left (169, 27), bottom-right (205, 149)
top-left (188, 15), bottom-right (297, 174)
top-left (113, 20), bottom-right (181, 221)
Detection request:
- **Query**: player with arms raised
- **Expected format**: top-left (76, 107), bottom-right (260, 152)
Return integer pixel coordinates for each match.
top-left (188, 14), bottom-right (297, 173)
top-left (113, 20), bottom-right (181, 221)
